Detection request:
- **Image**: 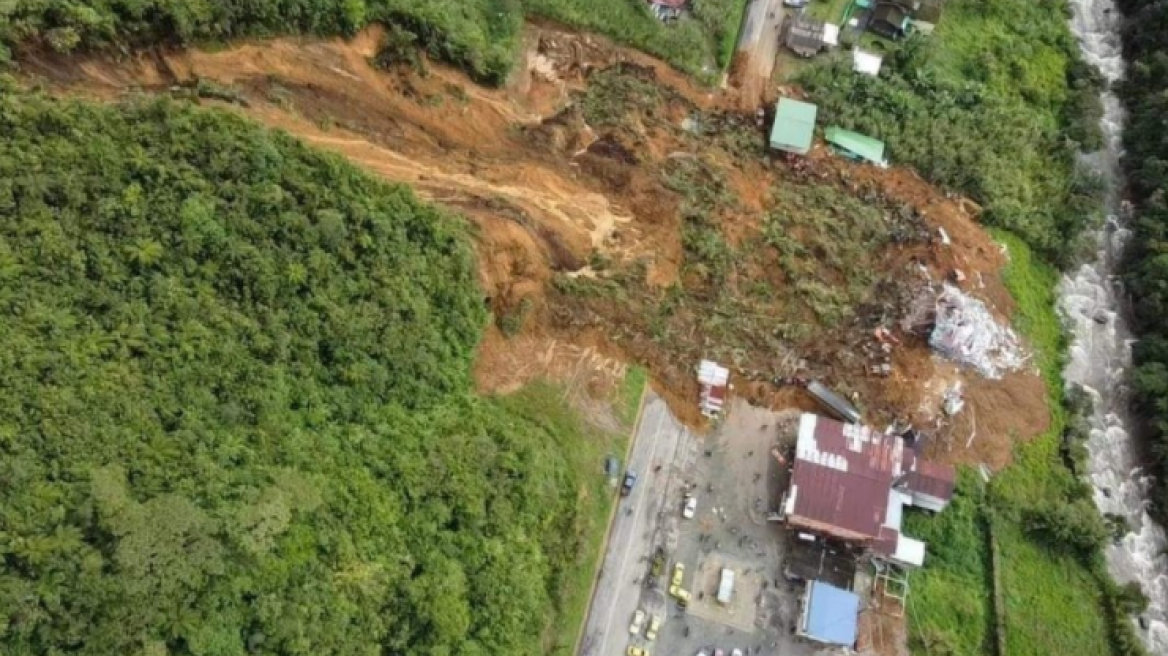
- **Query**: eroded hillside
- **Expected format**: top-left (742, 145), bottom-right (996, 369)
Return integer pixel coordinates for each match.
top-left (19, 23), bottom-right (1049, 468)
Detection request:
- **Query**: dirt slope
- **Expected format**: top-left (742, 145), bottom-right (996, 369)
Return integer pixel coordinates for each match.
top-left (16, 23), bottom-right (1048, 469)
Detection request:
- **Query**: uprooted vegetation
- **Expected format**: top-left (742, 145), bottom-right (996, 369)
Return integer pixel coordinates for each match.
top-left (10, 32), bottom-right (1041, 451)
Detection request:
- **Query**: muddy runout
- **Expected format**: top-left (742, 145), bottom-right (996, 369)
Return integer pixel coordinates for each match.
top-left (17, 23), bottom-right (1047, 469)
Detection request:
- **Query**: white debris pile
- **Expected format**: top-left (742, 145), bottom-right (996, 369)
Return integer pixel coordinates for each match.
top-left (929, 284), bottom-right (1029, 379)
top-left (942, 382), bottom-right (965, 416)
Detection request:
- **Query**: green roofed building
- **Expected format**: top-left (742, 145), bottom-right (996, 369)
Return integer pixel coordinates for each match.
top-left (769, 98), bottom-right (818, 155)
top-left (825, 126), bottom-right (887, 166)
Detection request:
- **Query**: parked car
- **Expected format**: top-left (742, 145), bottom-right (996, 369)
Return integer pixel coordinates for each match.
top-left (629, 609), bottom-right (646, 634)
top-left (731, 650), bottom-right (744, 656)
top-left (621, 471), bottom-right (638, 496)
top-left (646, 615), bottom-right (661, 641)
top-left (682, 494), bottom-right (697, 519)
top-left (627, 648), bottom-right (648, 656)
top-left (713, 649), bottom-right (725, 656)
top-left (695, 651), bottom-right (710, 656)
top-left (783, 0), bottom-right (809, 7)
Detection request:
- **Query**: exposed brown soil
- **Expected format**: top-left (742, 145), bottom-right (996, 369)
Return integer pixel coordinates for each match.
top-left (16, 22), bottom-right (1048, 470)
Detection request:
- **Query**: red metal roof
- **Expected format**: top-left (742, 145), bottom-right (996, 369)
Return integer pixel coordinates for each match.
top-left (902, 459), bottom-right (956, 500)
top-left (787, 416), bottom-right (908, 542)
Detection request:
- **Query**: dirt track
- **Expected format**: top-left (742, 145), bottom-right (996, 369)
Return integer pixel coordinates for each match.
top-left (17, 23), bottom-right (1051, 470)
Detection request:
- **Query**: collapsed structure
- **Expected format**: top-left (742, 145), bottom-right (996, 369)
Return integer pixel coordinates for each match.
top-left (697, 359), bottom-right (730, 418)
top-left (781, 414), bottom-right (956, 567)
top-left (930, 283), bottom-right (1028, 379)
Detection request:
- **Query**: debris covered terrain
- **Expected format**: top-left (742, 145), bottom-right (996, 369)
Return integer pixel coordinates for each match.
top-left (19, 22), bottom-right (1049, 468)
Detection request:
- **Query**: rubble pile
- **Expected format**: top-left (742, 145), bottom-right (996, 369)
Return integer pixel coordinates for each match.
top-left (929, 284), bottom-right (1028, 379)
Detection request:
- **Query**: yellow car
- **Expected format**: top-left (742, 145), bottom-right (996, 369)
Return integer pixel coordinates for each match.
top-left (645, 614), bottom-right (662, 641)
top-left (627, 647), bottom-right (648, 656)
top-left (671, 563), bottom-right (685, 588)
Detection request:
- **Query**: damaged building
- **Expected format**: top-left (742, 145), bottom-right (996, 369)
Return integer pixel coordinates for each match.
top-left (780, 413), bottom-right (956, 567)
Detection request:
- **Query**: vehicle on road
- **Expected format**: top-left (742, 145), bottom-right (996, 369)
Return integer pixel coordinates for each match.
top-left (783, 0), bottom-right (809, 7)
top-left (695, 650), bottom-right (710, 656)
top-left (629, 609), bottom-right (646, 634)
top-left (682, 494), bottom-right (697, 518)
top-left (646, 615), bottom-right (661, 641)
top-left (669, 562), bottom-right (691, 605)
top-left (627, 647), bottom-right (648, 656)
top-left (716, 568), bottom-right (735, 605)
top-left (650, 547), bottom-right (665, 577)
top-left (713, 649), bottom-right (725, 656)
top-left (621, 471), bottom-right (638, 496)
top-left (731, 649), bottom-right (744, 656)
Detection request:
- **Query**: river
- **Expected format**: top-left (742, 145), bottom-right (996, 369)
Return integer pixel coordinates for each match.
top-left (1061, 0), bottom-right (1168, 651)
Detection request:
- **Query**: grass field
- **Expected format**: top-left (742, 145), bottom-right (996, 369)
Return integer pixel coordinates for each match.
top-left (806, 0), bottom-right (852, 23)
top-left (903, 471), bottom-right (993, 656)
top-left (905, 233), bottom-right (1114, 656)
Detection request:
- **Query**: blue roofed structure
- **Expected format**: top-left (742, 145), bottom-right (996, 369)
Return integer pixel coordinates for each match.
top-left (798, 580), bottom-right (860, 647)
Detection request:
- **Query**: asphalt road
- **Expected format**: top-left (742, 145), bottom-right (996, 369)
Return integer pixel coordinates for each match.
top-left (578, 392), bottom-right (696, 656)
top-left (736, 0), bottom-right (786, 109)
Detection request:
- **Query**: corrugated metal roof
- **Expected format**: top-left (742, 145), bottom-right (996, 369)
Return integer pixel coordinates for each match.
top-left (788, 415), bottom-right (907, 541)
top-left (853, 49), bottom-right (883, 76)
top-left (806, 380), bottom-right (861, 423)
top-left (903, 459), bottom-right (957, 500)
top-left (825, 126), bottom-right (886, 164)
top-left (802, 581), bottom-right (859, 646)
top-left (769, 98), bottom-right (818, 155)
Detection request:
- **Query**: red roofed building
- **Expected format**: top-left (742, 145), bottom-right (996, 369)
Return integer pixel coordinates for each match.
top-left (781, 414), bottom-right (956, 567)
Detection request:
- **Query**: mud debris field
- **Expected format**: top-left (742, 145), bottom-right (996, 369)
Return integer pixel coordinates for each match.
top-left (19, 23), bottom-right (1049, 468)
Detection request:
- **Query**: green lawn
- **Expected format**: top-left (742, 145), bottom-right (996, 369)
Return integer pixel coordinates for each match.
top-left (903, 471), bottom-right (993, 656)
top-left (905, 234), bottom-right (1113, 656)
top-left (995, 520), bottom-right (1111, 656)
top-left (806, 0), bottom-right (852, 23)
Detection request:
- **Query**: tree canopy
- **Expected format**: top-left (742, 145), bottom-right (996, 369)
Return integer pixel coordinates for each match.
top-left (1115, 0), bottom-right (1168, 529)
top-left (0, 0), bottom-right (741, 84)
top-left (0, 89), bottom-right (595, 656)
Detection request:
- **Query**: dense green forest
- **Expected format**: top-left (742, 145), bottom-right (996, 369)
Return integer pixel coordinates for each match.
top-left (0, 88), bottom-right (611, 656)
top-left (1116, 0), bottom-right (1168, 527)
top-left (0, 0), bottom-right (746, 83)
top-left (798, 0), bottom-right (1104, 261)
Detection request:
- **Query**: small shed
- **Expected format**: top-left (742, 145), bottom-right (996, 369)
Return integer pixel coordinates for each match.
top-left (825, 126), bottom-right (887, 166)
top-left (823, 23), bottom-right (841, 47)
top-left (870, 1), bottom-right (910, 39)
top-left (798, 581), bottom-right (860, 647)
top-left (785, 14), bottom-right (828, 57)
top-left (769, 98), bottom-right (818, 155)
top-left (853, 49), bottom-right (883, 76)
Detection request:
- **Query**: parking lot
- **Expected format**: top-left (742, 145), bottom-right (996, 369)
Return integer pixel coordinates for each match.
top-left (579, 394), bottom-right (840, 656)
